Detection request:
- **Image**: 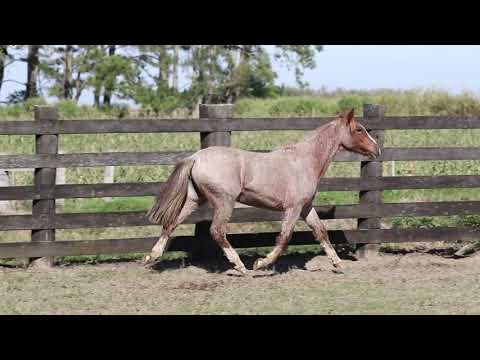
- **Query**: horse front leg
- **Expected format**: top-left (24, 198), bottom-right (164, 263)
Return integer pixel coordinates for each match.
top-left (302, 206), bottom-right (343, 270)
top-left (253, 207), bottom-right (302, 271)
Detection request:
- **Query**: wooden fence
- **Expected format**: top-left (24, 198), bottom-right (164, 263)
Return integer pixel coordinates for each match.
top-left (1, 103), bottom-right (480, 266)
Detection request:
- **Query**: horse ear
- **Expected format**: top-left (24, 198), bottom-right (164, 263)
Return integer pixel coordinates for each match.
top-left (345, 108), bottom-right (355, 125)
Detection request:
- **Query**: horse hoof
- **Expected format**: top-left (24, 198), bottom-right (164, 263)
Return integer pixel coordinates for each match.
top-left (332, 262), bottom-right (345, 274)
top-left (253, 258), bottom-right (265, 271)
top-left (333, 260), bottom-right (343, 268)
top-left (251, 270), bottom-right (276, 278)
top-left (225, 269), bottom-right (247, 277)
top-left (142, 254), bottom-right (158, 268)
top-left (225, 269), bottom-right (240, 277)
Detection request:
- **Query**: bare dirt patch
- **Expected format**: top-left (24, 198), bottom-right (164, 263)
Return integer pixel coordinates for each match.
top-left (2, 251), bottom-right (480, 315)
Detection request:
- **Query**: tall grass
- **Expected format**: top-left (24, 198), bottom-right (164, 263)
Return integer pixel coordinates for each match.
top-left (234, 88), bottom-right (480, 117)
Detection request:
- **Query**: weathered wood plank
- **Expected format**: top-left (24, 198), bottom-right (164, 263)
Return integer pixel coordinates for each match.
top-left (318, 175), bottom-right (480, 191)
top-left (368, 116), bottom-right (480, 130)
top-left (3, 175), bottom-right (480, 201)
top-left (334, 147), bottom-right (480, 162)
top-left (1, 147), bottom-right (480, 169)
top-left (0, 182), bottom-right (164, 200)
top-left (0, 151), bottom-right (195, 169)
top-left (30, 107), bottom-right (58, 268)
top-left (2, 116), bottom-right (480, 135)
top-left (1, 228), bottom-right (479, 259)
top-left (3, 201), bottom-right (480, 231)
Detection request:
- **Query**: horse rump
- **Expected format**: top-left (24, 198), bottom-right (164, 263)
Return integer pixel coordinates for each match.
top-left (147, 157), bottom-right (196, 228)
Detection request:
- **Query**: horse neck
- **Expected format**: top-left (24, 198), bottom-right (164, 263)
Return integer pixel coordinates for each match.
top-left (300, 121), bottom-right (342, 182)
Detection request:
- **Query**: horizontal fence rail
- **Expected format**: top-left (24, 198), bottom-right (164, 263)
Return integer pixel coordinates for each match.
top-left (2, 175), bottom-right (480, 201)
top-left (1, 228), bottom-right (479, 259)
top-left (2, 116), bottom-right (480, 135)
top-left (2, 201), bottom-right (480, 231)
top-left (1, 147), bottom-right (480, 170)
top-left (1, 104), bottom-right (480, 264)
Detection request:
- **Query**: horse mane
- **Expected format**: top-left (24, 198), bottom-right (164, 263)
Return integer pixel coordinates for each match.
top-left (280, 119), bottom-right (340, 152)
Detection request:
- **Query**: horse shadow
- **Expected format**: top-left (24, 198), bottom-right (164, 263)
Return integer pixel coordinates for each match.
top-left (147, 249), bottom-right (357, 275)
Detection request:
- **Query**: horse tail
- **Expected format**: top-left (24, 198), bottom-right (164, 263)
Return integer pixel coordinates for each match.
top-left (147, 157), bottom-right (196, 228)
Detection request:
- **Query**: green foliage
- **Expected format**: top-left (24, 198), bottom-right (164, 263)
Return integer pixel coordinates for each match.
top-left (2, 45), bottom-right (324, 112)
top-left (63, 197), bottom-right (153, 214)
top-left (338, 96), bottom-right (370, 114)
top-left (456, 215), bottom-right (480, 228)
top-left (234, 88), bottom-right (480, 118)
top-left (273, 45), bottom-right (323, 88)
top-left (391, 217), bottom-right (438, 229)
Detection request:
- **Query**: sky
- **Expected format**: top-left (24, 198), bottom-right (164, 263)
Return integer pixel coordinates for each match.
top-left (1, 45), bottom-right (480, 104)
top-left (275, 45), bottom-right (480, 94)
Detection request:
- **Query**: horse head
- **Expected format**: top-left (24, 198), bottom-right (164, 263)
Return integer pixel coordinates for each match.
top-left (337, 109), bottom-right (381, 159)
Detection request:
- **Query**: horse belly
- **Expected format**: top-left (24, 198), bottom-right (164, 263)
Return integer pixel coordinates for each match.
top-left (237, 188), bottom-right (285, 211)
top-left (237, 169), bottom-right (289, 210)
top-left (239, 153), bottom-right (316, 210)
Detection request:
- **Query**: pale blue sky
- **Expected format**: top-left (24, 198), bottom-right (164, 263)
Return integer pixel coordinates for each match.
top-left (284, 45), bottom-right (480, 93)
top-left (1, 45), bottom-right (479, 104)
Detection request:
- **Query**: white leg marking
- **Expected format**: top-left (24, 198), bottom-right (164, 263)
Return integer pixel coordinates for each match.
top-left (223, 247), bottom-right (247, 273)
top-left (152, 235), bottom-right (169, 254)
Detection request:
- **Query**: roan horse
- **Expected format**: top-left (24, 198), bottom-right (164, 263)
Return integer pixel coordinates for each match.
top-left (144, 109), bottom-right (381, 275)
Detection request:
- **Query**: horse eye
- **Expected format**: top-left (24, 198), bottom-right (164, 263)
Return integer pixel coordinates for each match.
top-left (356, 128), bottom-right (362, 133)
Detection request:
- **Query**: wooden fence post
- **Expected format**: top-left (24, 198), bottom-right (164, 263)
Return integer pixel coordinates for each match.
top-left (30, 106), bottom-right (58, 268)
top-left (355, 104), bottom-right (385, 259)
top-left (191, 104), bottom-right (233, 262)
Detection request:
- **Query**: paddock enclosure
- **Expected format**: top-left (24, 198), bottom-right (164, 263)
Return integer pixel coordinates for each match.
top-left (1, 103), bottom-right (480, 265)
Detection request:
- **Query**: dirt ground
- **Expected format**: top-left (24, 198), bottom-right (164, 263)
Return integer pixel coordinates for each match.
top-left (2, 250), bottom-right (480, 315)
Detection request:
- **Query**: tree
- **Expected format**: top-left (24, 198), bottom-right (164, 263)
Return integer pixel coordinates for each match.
top-left (1, 45), bottom-right (44, 101)
top-left (118, 45), bottom-right (322, 112)
top-left (91, 45), bottom-right (136, 107)
top-left (0, 45), bottom-right (9, 98)
top-left (38, 45), bottom-right (135, 106)
top-left (102, 45), bottom-right (116, 106)
top-left (273, 45), bottom-right (323, 88)
top-left (1, 44), bottom-right (324, 110)
top-left (40, 45), bottom-right (96, 102)
top-left (118, 45), bottom-right (188, 113)
top-left (25, 45), bottom-right (42, 99)
top-left (184, 45), bottom-right (322, 106)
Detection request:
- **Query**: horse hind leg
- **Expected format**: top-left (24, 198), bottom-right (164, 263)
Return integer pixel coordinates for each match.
top-left (144, 183), bottom-right (202, 266)
top-left (209, 199), bottom-right (248, 275)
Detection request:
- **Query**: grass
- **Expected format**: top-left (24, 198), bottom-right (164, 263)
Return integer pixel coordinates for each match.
top-left (2, 251), bottom-right (480, 314)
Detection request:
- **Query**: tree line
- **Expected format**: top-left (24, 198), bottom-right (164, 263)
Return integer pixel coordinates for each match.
top-left (0, 45), bottom-right (323, 113)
